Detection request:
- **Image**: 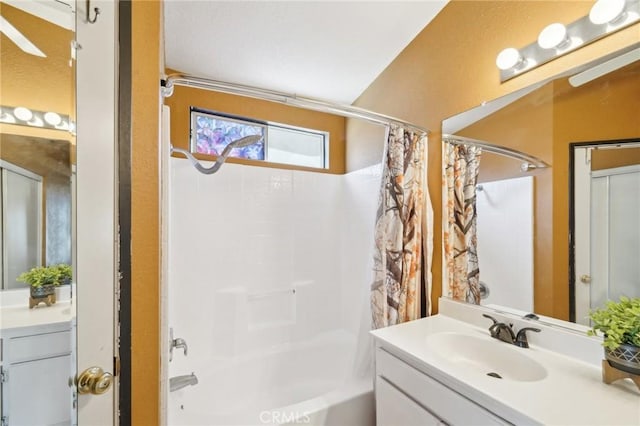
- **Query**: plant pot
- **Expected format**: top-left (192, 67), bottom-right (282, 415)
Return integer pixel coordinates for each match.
top-left (605, 343), bottom-right (640, 376)
top-left (29, 284), bottom-right (57, 308)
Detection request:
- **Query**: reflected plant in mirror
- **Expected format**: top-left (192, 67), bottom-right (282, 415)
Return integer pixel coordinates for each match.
top-left (442, 43), bottom-right (640, 328)
top-left (0, 1), bottom-right (77, 424)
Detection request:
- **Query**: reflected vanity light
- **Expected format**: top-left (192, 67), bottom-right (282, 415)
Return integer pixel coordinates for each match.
top-left (497, 0), bottom-right (640, 82)
top-left (0, 105), bottom-right (72, 132)
top-left (13, 106), bottom-right (33, 121)
top-left (44, 111), bottom-right (62, 126)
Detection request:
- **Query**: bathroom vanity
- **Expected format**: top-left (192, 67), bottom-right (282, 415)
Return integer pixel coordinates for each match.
top-left (0, 301), bottom-right (74, 426)
top-left (371, 298), bottom-right (640, 426)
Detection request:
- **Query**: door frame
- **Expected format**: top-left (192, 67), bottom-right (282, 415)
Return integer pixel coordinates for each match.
top-left (568, 138), bottom-right (640, 323)
top-left (117, 1), bottom-right (133, 423)
top-left (75, 0), bottom-right (132, 423)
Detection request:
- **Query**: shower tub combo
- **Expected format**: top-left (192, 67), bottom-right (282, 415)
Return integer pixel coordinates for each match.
top-left (166, 159), bottom-right (380, 425)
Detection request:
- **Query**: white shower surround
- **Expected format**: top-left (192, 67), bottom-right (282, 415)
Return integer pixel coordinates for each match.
top-left (167, 158), bottom-right (380, 425)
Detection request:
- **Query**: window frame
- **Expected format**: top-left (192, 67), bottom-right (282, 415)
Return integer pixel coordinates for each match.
top-left (189, 107), bottom-right (329, 169)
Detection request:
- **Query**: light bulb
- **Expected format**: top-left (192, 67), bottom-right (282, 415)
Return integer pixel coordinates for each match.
top-left (44, 112), bottom-right (62, 126)
top-left (13, 106), bottom-right (33, 121)
top-left (589, 0), bottom-right (626, 24)
top-left (538, 23), bottom-right (569, 49)
top-left (496, 48), bottom-right (523, 70)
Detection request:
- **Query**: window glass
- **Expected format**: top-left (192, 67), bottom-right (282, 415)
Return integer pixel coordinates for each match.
top-left (191, 108), bottom-right (328, 169)
top-left (191, 110), bottom-right (266, 160)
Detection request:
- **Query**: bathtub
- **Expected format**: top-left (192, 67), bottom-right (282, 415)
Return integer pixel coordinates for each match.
top-left (168, 330), bottom-right (375, 426)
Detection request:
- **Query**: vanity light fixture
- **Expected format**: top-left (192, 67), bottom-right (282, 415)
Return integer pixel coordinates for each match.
top-left (496, 48), bottom-right (525, 70)
top-left (44, 111), bottom-right (62, 126)
top-left (589, 0), bottom-right (627, 25)
top-left (0, 105), bottom-right (72, 132)
top-left (497, 0), bottom-right (640, 82)
top-left (13, 106), bottom-right (33, 121)
top-left (537, 23), bottom-right (570, 50)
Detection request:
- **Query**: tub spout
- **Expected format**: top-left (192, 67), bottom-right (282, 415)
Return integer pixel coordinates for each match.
top-left (169, 373), bottom-right (198, 392)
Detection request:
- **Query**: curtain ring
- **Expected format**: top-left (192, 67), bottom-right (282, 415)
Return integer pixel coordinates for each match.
top-left (86, 0), bottom-right (100, 24)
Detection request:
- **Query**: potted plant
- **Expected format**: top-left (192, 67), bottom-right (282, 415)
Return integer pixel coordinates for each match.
top-left (17, 263), bottom-right (72, 308)
top-left (588, 296), bottom-right (640, 375)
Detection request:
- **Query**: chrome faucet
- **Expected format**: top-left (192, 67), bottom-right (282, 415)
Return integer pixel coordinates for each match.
top-left (483, 314), bottom-right (516, 343)
top-left (169, 373), bottom-right (198, 392)
top-left (514, 327), bottom-right (541, 348)
top-left (169, 327), bottom-right (188, 361)
top-left (483, 314), bottom-right (541, 348)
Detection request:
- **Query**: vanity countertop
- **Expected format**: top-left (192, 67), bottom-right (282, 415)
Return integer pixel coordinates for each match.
top-left (372, 311), bottom-right (640, 425)
top-left (1, 301), bottom-right (74, 331)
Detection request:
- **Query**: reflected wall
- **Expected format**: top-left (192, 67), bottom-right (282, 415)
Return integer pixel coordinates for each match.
top-left (455, 60), bottom-right (640, 320)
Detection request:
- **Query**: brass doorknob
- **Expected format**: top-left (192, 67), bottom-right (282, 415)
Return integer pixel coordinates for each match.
top-left (76, 366), bottom-right (113, 395)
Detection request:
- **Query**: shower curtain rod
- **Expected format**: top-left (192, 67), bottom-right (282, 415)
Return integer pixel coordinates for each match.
top-left (442, 134), bottom-right (550, 170)
top-left (161, 73), bottom-right (431, 135)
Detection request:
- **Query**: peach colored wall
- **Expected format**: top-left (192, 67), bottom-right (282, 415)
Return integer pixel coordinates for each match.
top-left (0, 3), bottom-right (73, 114)
top-left (0, 3), bottom-right (74, 142)
top-left (348, 0), bottom-right (640, 315)
top-left (458, 84), bottom-right (556, 317)
top-left (132, 0), bottom-right (161, 422)
top-left (591, 148), bottom-right (640, 171)
top-left (165, 84), bottom-right (346, 174)
top-left (551, 66), bottom-right (640, 319)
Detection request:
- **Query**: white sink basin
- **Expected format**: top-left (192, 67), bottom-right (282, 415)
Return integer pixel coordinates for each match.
top-left (425, 332), bottom-right (548, 382)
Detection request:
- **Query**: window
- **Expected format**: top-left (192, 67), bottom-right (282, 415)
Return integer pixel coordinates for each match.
top-left (190, 108), bottom-right (329, 169)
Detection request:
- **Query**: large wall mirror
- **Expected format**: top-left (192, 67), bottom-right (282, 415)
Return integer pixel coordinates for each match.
top-left (442, 43), bottom-right (640, 329)
top-left (0, 0), bottom-right (77, 423)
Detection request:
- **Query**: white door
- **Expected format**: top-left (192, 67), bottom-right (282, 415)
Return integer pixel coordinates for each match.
top-left (76, 0), bottom-right (118, 423)
top-left (574, 147), bottom-right (592, 325)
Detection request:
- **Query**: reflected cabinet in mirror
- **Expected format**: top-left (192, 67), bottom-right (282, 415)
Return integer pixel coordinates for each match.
top-left (0, 0), bottom-right (77, 424)
top-left (442, 44), bottom-right (640, 327)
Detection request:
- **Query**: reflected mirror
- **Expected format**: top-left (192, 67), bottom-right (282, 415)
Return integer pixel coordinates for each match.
top-left (442, 43), bottom-right (640, 327)
top-left (0, 0), bottom-right (76, 424)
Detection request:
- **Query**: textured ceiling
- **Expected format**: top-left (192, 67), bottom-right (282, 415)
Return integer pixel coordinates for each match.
top-left (164, 1), bottom-right (448, 104)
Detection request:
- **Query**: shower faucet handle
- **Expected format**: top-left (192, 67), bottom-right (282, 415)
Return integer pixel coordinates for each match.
top-left (173, 338), bottom-right (188, 355)
top-left (169, 327), bottom-right (188, 361)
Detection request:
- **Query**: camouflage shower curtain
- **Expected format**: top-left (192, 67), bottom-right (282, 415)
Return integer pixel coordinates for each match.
top-left (371, 125), bottom-right (431, 329)
top-left (443, 142), bottom-right (482, 304)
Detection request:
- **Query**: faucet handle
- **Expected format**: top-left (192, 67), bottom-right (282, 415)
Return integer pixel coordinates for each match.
top-left (515, 327), bottom-right (541, 348)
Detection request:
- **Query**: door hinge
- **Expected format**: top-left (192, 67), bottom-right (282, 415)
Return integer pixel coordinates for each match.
top-left (0, 368), bottom-right (8, 383)
top-left (114, 356), bottom-right (120, 377)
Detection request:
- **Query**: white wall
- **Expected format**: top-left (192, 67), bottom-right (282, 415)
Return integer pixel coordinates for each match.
top-left (168, 158), bottom-right (380, 376)
top-left (476, 176), bottom-right (533, 313)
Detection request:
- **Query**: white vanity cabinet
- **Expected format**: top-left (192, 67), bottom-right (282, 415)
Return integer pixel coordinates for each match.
top-left (375, 346), bottom-right (509, 426)
top-left (1, 321), bottom-right (73, 426)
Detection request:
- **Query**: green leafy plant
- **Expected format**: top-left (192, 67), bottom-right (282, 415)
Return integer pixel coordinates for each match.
top-left (53, 263), bottom-right (72, 283)
top-left (588, 296), bottom-right (640, 350)
top-left (17, 264), bottom-right (72, 288)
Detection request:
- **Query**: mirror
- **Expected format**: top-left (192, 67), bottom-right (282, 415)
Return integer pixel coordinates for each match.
top-left (0, 0), bottom-right (77, 424)
top-left (571, 140), bottom-right (640, 325)
top-left (442, 43), bottom-right (640, 327)
top-left (0, 0), bottom-right (75, 293)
